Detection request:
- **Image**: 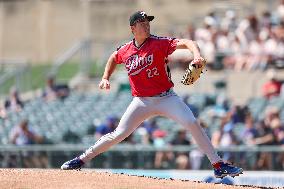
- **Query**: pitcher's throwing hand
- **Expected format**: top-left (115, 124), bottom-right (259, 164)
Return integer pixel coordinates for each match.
top-left (99, 79), bottom-right (110, 90)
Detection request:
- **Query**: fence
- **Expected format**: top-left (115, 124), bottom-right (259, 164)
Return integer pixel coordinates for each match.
top-left (49, 38), bottom-right (92, 77)
top-left (0, 144), bottom-right (283, 170)
top-left (0, 59), bottom-right (30, 97)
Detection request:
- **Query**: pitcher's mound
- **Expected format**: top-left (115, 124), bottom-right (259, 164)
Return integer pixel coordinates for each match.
top-left (0, 169), bottom-right (268, 189)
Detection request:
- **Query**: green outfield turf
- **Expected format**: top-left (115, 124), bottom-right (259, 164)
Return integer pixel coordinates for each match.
top-left (0, 61), bottom-right (104, 95)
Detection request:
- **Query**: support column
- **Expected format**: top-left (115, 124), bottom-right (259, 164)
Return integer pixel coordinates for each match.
top-left (38, 0), bottom-right (51, 62)
top-left (82, 0), bottom-right (91, 39)
top-left (0, 2), bottom-right (4, 59)
top-left (80, 0), bottom-right (92, 76)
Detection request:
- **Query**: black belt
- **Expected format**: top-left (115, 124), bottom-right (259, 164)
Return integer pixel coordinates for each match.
top-left (152, 89), bottom-right (172, 97)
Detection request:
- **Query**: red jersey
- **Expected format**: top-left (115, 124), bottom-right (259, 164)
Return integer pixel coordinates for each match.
top-left (115, 35), bottom-right (179, 97)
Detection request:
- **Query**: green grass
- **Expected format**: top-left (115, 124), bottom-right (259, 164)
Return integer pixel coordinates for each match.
top-left (57, 63), bottom-right (79, 80)
top-left (0, 60), bottom-right (104, 96)
top-left (30, 64), bottom-right (51, 89)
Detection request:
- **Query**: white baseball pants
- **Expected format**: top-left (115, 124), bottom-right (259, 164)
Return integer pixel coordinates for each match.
top-left (80, 91), bottom-right (221, 164)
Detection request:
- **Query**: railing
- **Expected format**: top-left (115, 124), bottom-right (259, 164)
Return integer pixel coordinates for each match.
top-left (49, 38), bottom-right (92, 77)
top-left (0, 59), bottom-right (30, 97)
top-left (0, 144), bottom-right (284, 152)
top-left (23, 38), bottom-right (93, 94)
top-left (0, 144), bottom-right (283, 169)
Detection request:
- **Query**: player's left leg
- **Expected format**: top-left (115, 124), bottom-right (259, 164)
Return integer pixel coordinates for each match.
top-left (154, 94), bottom-right (243, 178)
top-left (61, 97), bottom-right (156, 170)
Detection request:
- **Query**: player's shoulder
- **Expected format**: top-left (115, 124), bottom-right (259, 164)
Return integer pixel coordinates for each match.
top-left (116, 40), bottom-right (133, 51)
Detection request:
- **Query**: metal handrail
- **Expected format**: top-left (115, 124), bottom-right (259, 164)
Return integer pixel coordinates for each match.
top-left (0, 59), bottom-right (29, 95)
top-left (0, 144), bottom-right (283, 152)
top-left (49, 38), bottom-right (92, 77)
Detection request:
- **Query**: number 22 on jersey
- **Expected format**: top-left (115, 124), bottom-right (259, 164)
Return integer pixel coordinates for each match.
top-left (146, 67), bottom-right (159, 78)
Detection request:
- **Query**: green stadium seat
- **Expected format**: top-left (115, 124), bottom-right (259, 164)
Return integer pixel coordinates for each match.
top-left (247, 97), bottom-right (267, 121)
top-left (186, 93), bottom-right (207, 112)
top-left (266, 96), bottom-right (284, 109)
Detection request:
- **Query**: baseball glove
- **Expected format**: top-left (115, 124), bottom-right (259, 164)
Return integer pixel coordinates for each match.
top-left (181, 59), bottom-right (206, 85)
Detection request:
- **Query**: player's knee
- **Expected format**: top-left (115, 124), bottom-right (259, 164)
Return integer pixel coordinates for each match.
top-left (112, 128), bottom-right (130, 140)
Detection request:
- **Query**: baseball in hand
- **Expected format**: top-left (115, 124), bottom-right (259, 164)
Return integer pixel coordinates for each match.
top-left (99, 79), bottom-right (110, 90)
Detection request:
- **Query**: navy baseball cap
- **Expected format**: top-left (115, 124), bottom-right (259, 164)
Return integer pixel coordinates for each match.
top-left (129, 11), bottom-right (154, 26)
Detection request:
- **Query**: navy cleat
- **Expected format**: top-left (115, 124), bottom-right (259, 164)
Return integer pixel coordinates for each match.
top-left (61, 157), bottom-right (84, 170)
top-left (213, 162), bottom-right (243, 178)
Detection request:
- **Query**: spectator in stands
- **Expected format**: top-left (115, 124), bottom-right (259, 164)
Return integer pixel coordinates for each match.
top-left (62, 130), bottom-right (81, 144)
top-left (9, 119), bottom-right (46, 168)
top-left (277, 128), bottom-right (284, 145)
top-left (252, 107), bottom-right (278, 170)
top-left (9, 119), bottom-right (43, 145)
top-left (95, 115), bottom-right (118, 140)
top-left (178, 8), bottom-right (283, 72)
top-left (0, 103), bottom-right (7, 119)
top-left (262, 23), bottom-right (280, 69)
top-left (208, 93), bottom-right (229, 119)
top-left (272, 21), bottom-right (284, 67)
top-left (262, 69), bottom-right (282, 99)
top-left (276, 126), bottom-right (284, 169)
top-left (264, 106), bottom-right (281, 128)
top-left (42, 76), bottom-right (70, 101)
top-left (170, 129), bottom-right (191, 169)
top-left (143, 118), bottom-right (159, 136)
top-left (277, 0), bottom-right (284, 21)
top-left (234, 35), bottom-right (267, 71)
top-left (135, 124), bottom-right (153, 145)
top-left (221, 10), bottom-right (238, 32)
top-left (229, 105), bottom-right (249, 124)
top-left (211, 114), bottom-right (240, 162)
top-left (245, 35), bottom-right (267, 71)
top-left (206, 11), bottom-right (219, 29)
top-left (153, 129), bottom-right (173, 169)
top-left (241, 113), bottom-right (258, 146)
top-left (86, 122), bottom-right (97, 136)
top-left (260, 11), bottom-right (272, 29)
top-left (240, 113), bottom-right (258, 169)
top-left (236, 14), bottom-right (259, 47)
top-left (215, 29), bottom-right (230, 53)
top-left (252, 122), bottom-right (276, 170)
top-left (155, 123), bottom-right (205, 170)
top-left (222, 34), bottom-right (247, 70)
top-left (4, 87), bottom-right (24, 113)
top-left (274, 21), bottom-right (284, 40)
top-left (195, 16), bottom-right (216, 68)
top-left (266, 110), bottom-right (284, 170)
top-left (267, 114), bottom-right (284, 169)
top-left (270, 118), bottom-right (284, 145)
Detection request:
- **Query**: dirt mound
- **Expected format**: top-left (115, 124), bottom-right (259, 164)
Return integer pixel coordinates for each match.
top-left (0, 169), bottom-right (272, 189)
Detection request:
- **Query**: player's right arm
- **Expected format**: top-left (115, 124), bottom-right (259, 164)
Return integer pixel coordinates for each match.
top-left (99, 51), bottom-right (118, 90)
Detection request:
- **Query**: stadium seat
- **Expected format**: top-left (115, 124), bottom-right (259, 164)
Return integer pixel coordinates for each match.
top-left (247, 97), bottom-right (267, 121)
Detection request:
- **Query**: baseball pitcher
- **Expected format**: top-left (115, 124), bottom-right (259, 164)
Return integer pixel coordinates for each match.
top-left (61, 11), bottom-right (243, 178)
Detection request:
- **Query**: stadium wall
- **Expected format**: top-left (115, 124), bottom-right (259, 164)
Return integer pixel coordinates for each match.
top-left (0, 0), bottom-right (279, 63)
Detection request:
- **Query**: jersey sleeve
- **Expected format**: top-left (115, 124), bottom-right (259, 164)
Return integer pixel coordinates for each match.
top-left (114, 48), bottom-right (125, 65)
top-left (167, 38), bottom-right (179, 55)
